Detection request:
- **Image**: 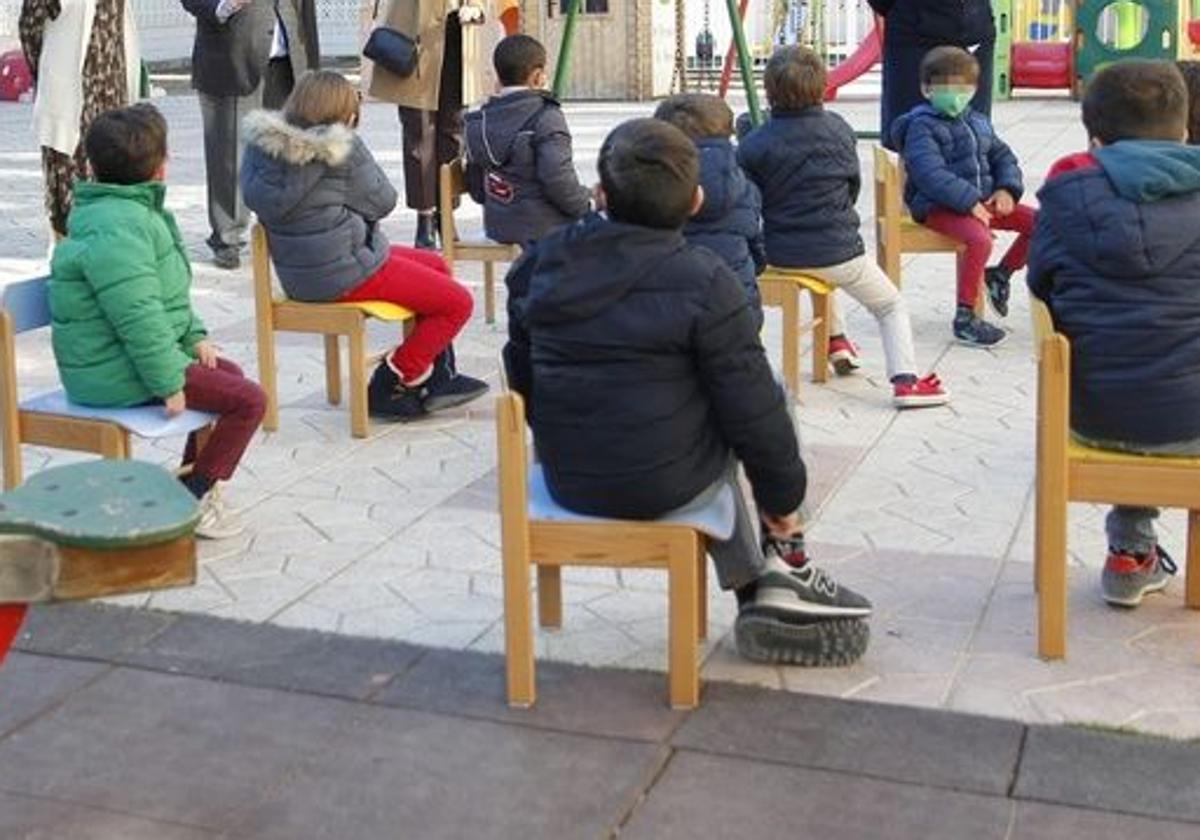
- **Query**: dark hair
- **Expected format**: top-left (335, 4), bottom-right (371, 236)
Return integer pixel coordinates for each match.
top-left (764, 45), bottom-right (826, 110)
top-left (654, 93), bottom-right (734, 140)
top-left (1083, 60), bottom-right (1187, 144)
top-left (598, 118), bottom-right (698, 229)
top-left (1176, 60), bottom-right (1200, 144)
top-left (494, 34), bottom-right (547, 87)
top-left (85, 103), bottom-right (168, 185)
top-left (919, 46), bottom-right (980, 87)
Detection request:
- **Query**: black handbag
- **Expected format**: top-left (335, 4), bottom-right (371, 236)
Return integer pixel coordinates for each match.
top-left (363, 26), bottom-right (419, 78)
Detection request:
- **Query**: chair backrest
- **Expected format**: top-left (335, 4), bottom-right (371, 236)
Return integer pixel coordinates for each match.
top-left (1034, 299), bottom-right (1071, 457)
top-left (1030, 297), bottom-right (1056, 348)
top-left (495, 390), bottom-right (530, 533)
top-left (873, 146), bottom-right (904, 223)
top-left (439, 161), bottom-right (467, 258)
top-left (1, 277), bottom-right (51, 334)
top-left (249, 223), bottom-right (276, 318)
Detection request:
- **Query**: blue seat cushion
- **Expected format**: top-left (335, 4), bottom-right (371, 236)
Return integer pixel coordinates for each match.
top-left (21, 390), bottom-right (216, 439)
top-left (528, 464), bottom-right (737, 540)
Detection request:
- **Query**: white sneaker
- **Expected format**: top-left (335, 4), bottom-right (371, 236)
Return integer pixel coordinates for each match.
top-left (194, 486), bottom-right (245, 540)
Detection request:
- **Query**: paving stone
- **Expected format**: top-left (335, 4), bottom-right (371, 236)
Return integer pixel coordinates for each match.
top-left (0, 790), bottom-right (218, 840)
top-left (374, 647), bottom-right (686, 741)
top-left (622, 751), bottom-right (1012, 840)
top-left (1010, 801), bottom-right (1200, 840)
top-left (14, 602), bottom-right (179, 660)
top-left (672, 682), bottom-right (1023, 795)
top-left (0, 653), bottom-right (107, 738)
top-left (1014, 725), bottom-right (1200, 823)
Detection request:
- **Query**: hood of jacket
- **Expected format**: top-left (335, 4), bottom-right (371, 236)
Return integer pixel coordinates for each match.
top-left (1038, 140), bottom-right (1200, 279)
top-left (691, 138), bottom-right (744, 224)
top-left (522, 214), bottom-right (686, 326)
top-left (465, 89), bottom-right (555, 168)
top-left (72, 180), bottom-right (167, 213)
top-left (241, 110), bottom-right (357, 222)
top-left (888, 103), bottom-right (951, 150)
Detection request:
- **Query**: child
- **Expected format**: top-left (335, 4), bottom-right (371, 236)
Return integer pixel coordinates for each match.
top-left (504, 118), bottom-right (873, 665)
top-left (891, 45), bottom-right (1035, 347)
top-left (1028, 60), bottom-right (1200, 608)
top-left (49, 103), bottom-right (265, 539)
top-left (739, 46), bottom-right (949, 408)
top-left (241, 70), bottom-right (488, 421)
top-left (464, 34), bottom-right (590, 246)
top-left (654, 93), bottom-right (767, 324)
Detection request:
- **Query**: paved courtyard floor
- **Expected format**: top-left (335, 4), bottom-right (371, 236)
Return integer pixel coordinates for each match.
top-left (2, 92), bottom-right (1198, 738)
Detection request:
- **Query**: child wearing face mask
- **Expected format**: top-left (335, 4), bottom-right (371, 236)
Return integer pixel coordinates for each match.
top-left (890, 46), bottom-right (1036, 347)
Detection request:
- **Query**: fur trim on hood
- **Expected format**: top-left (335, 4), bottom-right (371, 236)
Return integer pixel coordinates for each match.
top-left (241, 110), bottom-right (356, 166)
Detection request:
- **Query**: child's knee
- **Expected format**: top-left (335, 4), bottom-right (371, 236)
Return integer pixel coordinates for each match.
top-left (242, 380), bottom-right (268, 424)
top-left (448, 280), bottom-right (474, 325)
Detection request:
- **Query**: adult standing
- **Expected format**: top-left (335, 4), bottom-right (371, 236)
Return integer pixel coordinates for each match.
top-left (869, 0), bottom-right (996, 146)
top-left (19, 0), bottom-right (142, 238)
top-left (262, 0), bottom-right (320, 110)
top-left (364, 0), bottom-right (502, 249)
top-left (182, 0), bottom-right (275, 270)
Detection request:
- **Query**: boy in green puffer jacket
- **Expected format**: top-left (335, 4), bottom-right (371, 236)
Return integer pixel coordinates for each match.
top-left (49, 103), bottom-right (265, 539)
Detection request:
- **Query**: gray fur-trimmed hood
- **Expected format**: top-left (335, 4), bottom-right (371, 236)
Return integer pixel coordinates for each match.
top-left (241, 110), bottom-right (356, 166)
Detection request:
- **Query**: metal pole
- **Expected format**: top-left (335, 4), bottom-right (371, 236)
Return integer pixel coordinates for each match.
top-left (552, 0), bottom-right (584, 100)
top-left (725, 0), bottom-right (762, 125)
top-left (718, 0), bottom-right (751, 98)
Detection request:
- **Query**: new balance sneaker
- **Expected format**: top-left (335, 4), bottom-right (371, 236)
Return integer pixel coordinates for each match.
top-left (828, 335), bottom-right (862, 376)
top-left (984, 266), bottom-right (1012, 318)
top-left (953, 310), bottom-right (1007, 348)
top-left (194, 486), bottom-right (245, 540)
top-left (734, 611), bottom-right (871, 666)
top-left (1101, 546), bottom-right (1177, 607)
top-left (893, 373), bottom-right (950, 409)
top-left (751, 535), bottom-right (873, 620)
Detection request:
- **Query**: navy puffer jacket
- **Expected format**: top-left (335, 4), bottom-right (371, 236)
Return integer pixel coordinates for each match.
top-left (1028, 142), bottom-right (1200, 446)
top-left (891, 104), bottom-right (1023, 222)
top-left (738, 106), bottom-right (865, 268)
top-left (684, 138), bottom-right (765, 312)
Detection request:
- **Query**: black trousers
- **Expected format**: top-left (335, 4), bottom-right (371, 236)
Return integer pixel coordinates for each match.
top-left (398, 15), bottom-right (464, 211)
top-left (262, 56), bottom-right (295, 111)
top-left (880, 39), bottom-right (994, 148)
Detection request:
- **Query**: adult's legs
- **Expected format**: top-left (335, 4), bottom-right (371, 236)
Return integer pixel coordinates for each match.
top-left (262, 56), bottom-right (295, 110)
top-left (881, 42), bottom-right (927, 149)
top-left (199, 89), bottom-right (262, 254)
top-left (970, 39), bottom-right (995, 119)
top-left (182, 358), bottom-right (267, 485)
top-left (399, 106), bottom-right (439, 212)
top-left (922, 210), bottom-right (993, 307)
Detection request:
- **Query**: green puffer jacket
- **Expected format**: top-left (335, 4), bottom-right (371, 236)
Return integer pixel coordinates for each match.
top-left (50, 181), bottom-right (207, 407)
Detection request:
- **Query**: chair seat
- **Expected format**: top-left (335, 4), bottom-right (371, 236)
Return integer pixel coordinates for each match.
top-left (898, 217), bottom-right (962, 250)
top-left (274, 297), bottom-right (413, 322)
top-left (528, 464), bottom-right (736, 540)
top-left (21, 390), bottom-right (215, 439)
top-left (759, 268), bottom-right (834, 295)
top-left (1069, 440), bottom-right (1200, 468)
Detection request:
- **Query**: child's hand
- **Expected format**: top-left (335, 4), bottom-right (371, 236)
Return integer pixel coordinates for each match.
top-left (971, 202), bottom-right (993, 225)
top-left (761, 511), bottom-right (801, 539)
top-left (458, 4), bottom-right (485, 24)
top-left (989, 190), bottom-right (1015, 217)
top-left (591, 183), bottom-right (606, 212)
top-left (164, 391), bottom-right (186, 418)
top-left (195, 340), bottom-right (219, 369)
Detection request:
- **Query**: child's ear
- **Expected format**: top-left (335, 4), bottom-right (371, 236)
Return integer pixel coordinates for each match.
top-left (153, 162), bottom-right (168, 182)
top-left (689, 185), bottom-right (705, 218)
top-left (530, 68), bottom-right (548, 89)
top-left (1089, 136), bottom-right (1104, 150)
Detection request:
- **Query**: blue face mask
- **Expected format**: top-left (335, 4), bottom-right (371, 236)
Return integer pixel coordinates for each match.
top-left (929, 87), bottom-right (974, 118)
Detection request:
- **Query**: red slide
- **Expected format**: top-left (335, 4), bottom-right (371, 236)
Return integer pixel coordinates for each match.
top-left (824, 21), bottom-right (883, 101)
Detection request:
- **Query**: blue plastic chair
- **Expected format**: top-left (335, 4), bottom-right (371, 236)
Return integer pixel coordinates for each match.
top-left (0, 277), bottom-right (216, 489)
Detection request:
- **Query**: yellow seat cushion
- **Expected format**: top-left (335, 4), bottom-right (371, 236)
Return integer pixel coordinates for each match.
top-left (759, 268), bottom-right (834, 295)
top-left (275, 297), bottom-right (413, 322)
top-left (1069, 440), bottom-right (1200, 468)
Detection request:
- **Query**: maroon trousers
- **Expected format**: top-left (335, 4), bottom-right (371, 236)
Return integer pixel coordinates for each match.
top-left (180, 358), bottom-right (266, 482)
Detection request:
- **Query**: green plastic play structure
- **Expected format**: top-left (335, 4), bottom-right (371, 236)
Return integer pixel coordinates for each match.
top-left (1075, 0), bottom-right (1179, 91)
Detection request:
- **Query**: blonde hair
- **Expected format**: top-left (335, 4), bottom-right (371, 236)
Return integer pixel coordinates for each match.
top-left (283, 70), bottom-right (360, 129)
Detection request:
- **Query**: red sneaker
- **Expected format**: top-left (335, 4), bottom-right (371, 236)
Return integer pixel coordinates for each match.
top-left (892, 373), bottom-right (950, 409)
top-left (828, 336), bottom-right (862, 375)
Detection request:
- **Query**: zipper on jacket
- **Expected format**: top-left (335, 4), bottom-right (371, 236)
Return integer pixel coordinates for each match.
top-left (965, 117), bottom-right (982, 194)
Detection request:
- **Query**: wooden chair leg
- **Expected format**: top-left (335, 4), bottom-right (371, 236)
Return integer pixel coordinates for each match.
top-left (484, 261), bottom-right (497, 325)
top-left (696, 544), bottom-right (708, 642)
top-left (324, 334), bottom-right (342, 406)
top-left (1187, 510), bottom-right (1200, 610)
top-left (503, 534), bottom-right (536, 709)
top-left (668, 532), bottom-right (701, 709)
top-left (537, 564), bottom-right (562, 628)
top-left (257, 317), bottom-right (280, 433)
top-left (781, 283), bottom-right (800, 398)
top-left (348, 325), bottom-right (368, 439)
top-left (811, 289), bottom-right (831, 384)
top-left (2, 426), bottom-right (21, 490)
top-left (1035, 448), bottom-right (1068, 660)
top-left (98, 425), bottom-right (129, 460)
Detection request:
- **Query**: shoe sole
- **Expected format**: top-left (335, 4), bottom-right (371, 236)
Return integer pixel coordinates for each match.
top-left (893, 393), bottom-right (951, 409)
top-left (735, 612), bottom-right (871, 666)
top-left (828, 352), bottom-right (861, 377)
top-left (953, 332), bottom-right (1008, 349)
top-left (424, 387), bottom-right (490, 413)
top-left (1102, 576), bottom-right (1171, 608)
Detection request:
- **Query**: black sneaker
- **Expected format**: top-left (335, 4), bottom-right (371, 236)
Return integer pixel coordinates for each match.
top-left (414, 214), bottom-right (438, 250)
top-left (953, 310), bottom-right (1007, 348)
top-left (751, 535), bottom-right (873, 620)
top-left (984, 266), bottom-right (1012, 318)
top-left (367, 362), bottom-right (426, 422)
top-left (212, 245), bottom-right (240, 270)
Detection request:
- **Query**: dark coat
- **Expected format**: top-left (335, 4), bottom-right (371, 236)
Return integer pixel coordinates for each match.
top-left (463, 89), bottom-right (590, 245)
top-left (890, 103), bottom-right (1023, 222)
top-left (1028, 142), bottom-right (1200, 446)
top-left (241, 111), bottom-right (397, 302)
top-left (868, 0), bottom-right (994, 47)
top-left (504, 213), bottom-right (806, 520)
top-left (738, 106), bottom-right (864, 269)
top-left (182, 0), bottom-right (276, 98)
top-left (685, 137), bottom-right (765, 310)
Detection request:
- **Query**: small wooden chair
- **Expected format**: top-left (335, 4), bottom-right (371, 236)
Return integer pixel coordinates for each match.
top-left (439, 160), bottom-right (523, 325)
top-left (497, 391), bottom-right (736, 709)
top-left (0, 277), bottom-right (216, 490)
top-left (250, 224), bottom-right (415, 439)
top-left (758, 268), bottom-right (833, 397)
top-left (1032, 299), bottom-right (1200, 659)
top-left (873, 146), bottom-right (966, 287)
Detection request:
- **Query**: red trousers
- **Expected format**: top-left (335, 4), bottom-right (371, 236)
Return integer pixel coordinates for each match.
top-left (923, 204), bottom-right (1037, 307)
top-left (181, 358), bottom-right (266, 482)
top-left (340, 246), bottom-right (473, 382)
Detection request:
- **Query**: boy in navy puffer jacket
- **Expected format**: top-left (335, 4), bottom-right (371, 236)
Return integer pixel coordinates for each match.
top-left (1028, 60), bottom-right (1200, 609)
top-left (892, 46), bottom-right (1035, 347)
top-left (654, 93), bottom-right (766, 326)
